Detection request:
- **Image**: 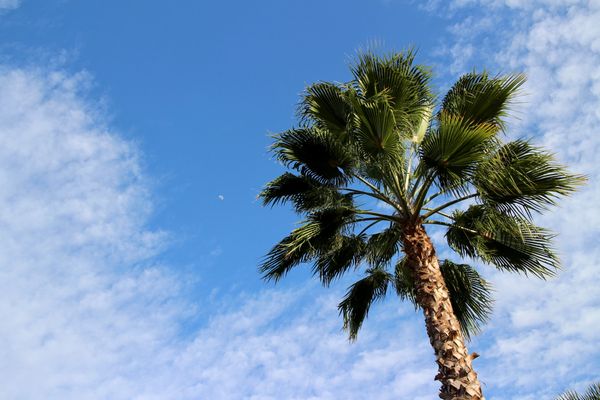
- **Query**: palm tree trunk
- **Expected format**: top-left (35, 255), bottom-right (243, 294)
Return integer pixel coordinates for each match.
top-left (402, 223), bottom-right (484, 400)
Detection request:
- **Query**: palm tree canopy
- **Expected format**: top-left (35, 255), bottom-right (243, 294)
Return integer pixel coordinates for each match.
top-left (260, 50), bottom-right (584, 340)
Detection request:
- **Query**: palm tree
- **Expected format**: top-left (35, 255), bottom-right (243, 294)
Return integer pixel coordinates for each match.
top-left (259, 51), bottom-right (583, 400)
top-left (556, 383), bottom-right (600, 400)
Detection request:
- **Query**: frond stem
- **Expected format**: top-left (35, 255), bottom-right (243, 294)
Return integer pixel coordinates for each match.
top-left (421, 193), bottom-right (478, 220)
top-left (423, 220), bottom-right (478, 235)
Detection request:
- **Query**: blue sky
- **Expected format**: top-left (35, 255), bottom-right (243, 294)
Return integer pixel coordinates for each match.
top-left (0, 1), bottom-right (599, 399)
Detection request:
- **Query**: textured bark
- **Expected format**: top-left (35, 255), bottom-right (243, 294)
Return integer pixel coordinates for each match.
top-left (403, 223), bottom-right (484, 400)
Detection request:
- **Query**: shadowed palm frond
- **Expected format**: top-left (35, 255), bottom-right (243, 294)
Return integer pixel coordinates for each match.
top-left (314, 234), bottom-right (367, 286)
top-left (438, 260), bottom-right (493, 339)
top-left (474, 140), bottom-right (585, 215)
top-left (260, 206), bottom-right (357, 281)
top-left (339, 267), bottom-right (391, 340)
top-left (441, 72), bottom-right (525, 131)
top-left (447, 205), bottom-right (559, 278)
top-left (260, 172), bottom-right (352, 212)
top-left (366, 224), bottom-right (403, 267)
top-left (273, 127), bottom-right (355, 185)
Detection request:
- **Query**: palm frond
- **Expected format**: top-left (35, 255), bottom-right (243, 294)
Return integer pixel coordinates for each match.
top-left (350, 94), bottom-right (405, 160)
top-left (438, 260), bottom-right (493, 339)
top-left (314, 234), bottom-right (367, 286)
top-left (441, 72), bottom-right (526, 131)
top-left (351, 50), bottom-right (433, 131)
top-left (260, 172), bottom-right (352, 212)
top-left (300, 82), bottom-right (351, 137)
top-left (272, 127), bottom-right (354, 185)
top-left (474, 140), bottom-right (586, 215)
top-left (447, 205), bottom-right (559, 278)
top-left (260, 206), bottom-right (357, 281)
top-left (338, 267), bottom-right (391, 340)
top-left (366, 224), bottom-right (403, 267)
top-left (419, 113), bottom-right (497, 191)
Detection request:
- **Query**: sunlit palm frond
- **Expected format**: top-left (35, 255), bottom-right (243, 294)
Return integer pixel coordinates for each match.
top-left (441, 72), bottom-right (525, 131)
top-left (419, 113), bottom-right (497, 191)
top-left (300, 82), bottom-right (351, 137)
top-left (447, 205), bottom-right (559, 278)
top-left (349, 94), bottom-right (405, 160)
top-left (474, 140), bottom-right (586, 215)
top-left (351, 50), bottom-right (433, 131)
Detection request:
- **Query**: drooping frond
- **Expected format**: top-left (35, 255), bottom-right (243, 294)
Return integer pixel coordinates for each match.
top-left (441, 72), bottom-right (526, 131)
top-left (260, 172), bottom-right (351, 212)
top-left (314, 234), bottom-right (367, 286)
top-left (260, 206), bottom-right (357, 281)
top-left (394, 258), bottom-right (493, 339)
top-left (474, 140), bottom-right (585, 215)
top-left (338, 267), bottom-right (391, 340)
top-left (438, 260), bottom-right (493, 339)
top-left (419, 113), bottom-right (497, 191)
top-left (366, 224), bottom-right (403, 267)
top-left (447, 205), bottom-right (559, 278)
top-left (273, 127), bottom-right (354, 185)
top-left (300, 82), bottom-right (351, 137)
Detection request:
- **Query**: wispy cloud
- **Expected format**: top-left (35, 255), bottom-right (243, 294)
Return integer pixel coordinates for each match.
top-left (0, 0), bottom-right (20, 10)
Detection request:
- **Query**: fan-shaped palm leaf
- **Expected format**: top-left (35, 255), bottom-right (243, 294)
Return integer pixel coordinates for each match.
top-left (447, 205), bottom-right (558, 278)
top-left (475, 140), bottom-right (585, 215)
top-left (441, 72), bottom-right (525, 131)
top-left (273, 127), bottom-right (355, 185)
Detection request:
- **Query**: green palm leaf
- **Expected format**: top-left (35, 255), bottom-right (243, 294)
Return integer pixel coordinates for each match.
top-left (260, 206), bottom-right (357, 281)
top-left (419, 113), bottom-right (497, 190)
top-left (441, 72), bottom-right (525, 130)
top-left (260, 172), bottom-right (351, 212)
top-left (350, 94), bottom-right (404, 160)
top-left (351, 51), bottom-right (432, 131)
top-left (314, 234), bottom-right (367, 286)
top-left (300, 82), bottom-right (351, 137)
top-left (366, 224), bottom-right (403, 267)
top-left (338, 267), bottom-right (391, 340)
top-left (474, 140), bottom-right (585, 215)
top-left (273, 127), bottom-right (354, 185)
top-left (447, 205), bottom-right (559, 278)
